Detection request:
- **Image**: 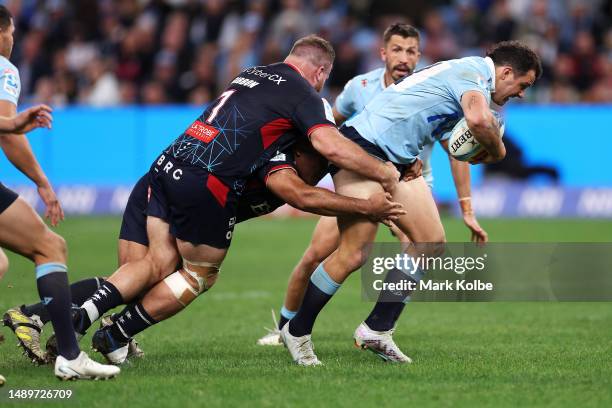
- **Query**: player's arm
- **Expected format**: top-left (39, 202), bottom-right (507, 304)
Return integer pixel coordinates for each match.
top-left (266, 168), bottom-right (405, 223)
top-left (309, 126), bottom-right (399, 193)
top-left (0, 100), bottom-right (63, 225)
top-left (332, 107), bottom-right (347, 126)
top-left (448, 155), bottom-right (488, 243)
top-left (460, 91), bottom-right (505, 162)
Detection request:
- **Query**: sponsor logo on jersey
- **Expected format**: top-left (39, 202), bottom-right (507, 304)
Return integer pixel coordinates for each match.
top-left (243, 67), bottom-right (286, 85)
top-left (185, 120), bottom-right (220, 143)
top-left (231, 77), bottom-right (260, 88)
top-left (1, 68), bottom-right (19, 98)
top-left (270, 152), bottom-right (287, 162)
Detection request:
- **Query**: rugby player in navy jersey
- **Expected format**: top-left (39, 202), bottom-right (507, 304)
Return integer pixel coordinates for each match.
top-left (16, 132), bottom-right (401, 364)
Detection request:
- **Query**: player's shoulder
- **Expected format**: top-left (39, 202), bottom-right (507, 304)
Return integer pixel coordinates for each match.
top-left (449, 56), bottom-right (489, 74)
top-left (0, 56), bottom-right (20, 103)
top-left (346, 67), bottom-right (385, 91)
top-left (0, 56), bottom-right (18, 73)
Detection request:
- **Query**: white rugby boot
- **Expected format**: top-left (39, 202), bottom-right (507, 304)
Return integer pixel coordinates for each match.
top-left (353, 322), bottom-right (412, 363)
top-left (280, 322), bottom-right (321, 366)
top-left (54, 351), bottom-right (120, 380)
top-left (256, 309), bottom-right (283, 346)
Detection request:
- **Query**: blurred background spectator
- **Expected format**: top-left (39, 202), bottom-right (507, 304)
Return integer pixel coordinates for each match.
top-left (4, 0), bottom-right (611, 106)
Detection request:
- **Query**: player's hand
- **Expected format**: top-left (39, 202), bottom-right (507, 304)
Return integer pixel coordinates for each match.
top-left (13, 104), bottom-right (53, 133)
top-left (388, 221), bottom-right (411, 244)
top-left (37, 183), bottom-right (64, 227)
top-left (463, 211), bottom-right (488, 244)
top-left (366, 191), bottom-right (405, 224)
top-left (380, 161), bottom-right (400, 193)
top-left (401, 158), bottom-right (423, 182)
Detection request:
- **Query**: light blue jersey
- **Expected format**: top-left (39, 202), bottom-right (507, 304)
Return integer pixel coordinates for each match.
top-left (0, 56), bottom-right (20, 106)
top-left (335, 67), bottom-right (386, 120)
top-left (334, 67), bottom-right (436, 187)
top-left (345, 56), bottom-right (495, 165)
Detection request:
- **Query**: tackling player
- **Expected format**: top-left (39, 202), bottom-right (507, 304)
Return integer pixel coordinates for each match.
top-left (257, 24), bottom-right (488, 358)
top-left (0, 5), bottom-right (119, 380)
top-left (280, 41), bottom-right (542, 365)
top-left (73, 34), bottom-right (408, 364)
top-left (7, 130), bottom-right (404, 364)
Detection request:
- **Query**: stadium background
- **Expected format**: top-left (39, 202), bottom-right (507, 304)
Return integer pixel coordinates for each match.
top-left (0, 0), bottom-right (610, 217)
top-left (1, 1), bottom-right (611, 407)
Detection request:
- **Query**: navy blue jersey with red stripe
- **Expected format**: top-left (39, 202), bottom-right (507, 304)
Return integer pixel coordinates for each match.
top-left (165, 62), bottom-right (335, 193)
top-left (236, 150), bottom-right (296, 222)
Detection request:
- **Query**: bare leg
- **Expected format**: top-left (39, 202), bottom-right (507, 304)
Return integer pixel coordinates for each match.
top-left (283, 216), bottom-right (339, 314)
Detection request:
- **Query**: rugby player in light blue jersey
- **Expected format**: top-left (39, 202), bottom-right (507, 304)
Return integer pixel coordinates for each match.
top-left (0, 5), bottom-right (119, 380)
top-left (258, 23), bottom-right (492, 351)
top-left (281, 41), bottom-right (542, 366)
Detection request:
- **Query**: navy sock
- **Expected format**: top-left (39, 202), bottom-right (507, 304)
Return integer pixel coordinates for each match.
top-left (80, 281), bottom-right (123, 332)
top-left (110, 302), bottom-right (156, 342)
top-left (364, 267), bottom-right (418, 332)
top-left (289, 264), bottom-right (340, 337)
top-left (35, 263), bottom-right (80, 360)
top-left (22, 277), bottom-right (105, 324)
top-left (278, 306), bottom-right (297, 330)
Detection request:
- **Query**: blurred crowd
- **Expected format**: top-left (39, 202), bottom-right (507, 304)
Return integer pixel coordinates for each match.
top-left (6, 0), bottom-right (612, 106)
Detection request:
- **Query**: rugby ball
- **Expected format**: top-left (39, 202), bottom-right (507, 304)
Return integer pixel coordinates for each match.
top-left (448, 111), bottom-right (505, 161)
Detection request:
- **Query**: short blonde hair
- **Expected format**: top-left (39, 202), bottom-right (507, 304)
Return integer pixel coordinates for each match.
top-left (289, 35), bottom-right (335, 70)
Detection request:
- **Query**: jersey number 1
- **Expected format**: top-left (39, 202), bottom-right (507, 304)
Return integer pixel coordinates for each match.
top-left (206, 90), bottom-right (236, 124)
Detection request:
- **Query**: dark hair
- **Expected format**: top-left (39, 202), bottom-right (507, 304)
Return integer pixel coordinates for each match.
top-left (383, 23), bottom-right (420, 44)
top-left (289, 35), bottom-right (335, 69)
top-left (487, 40), bottom-right (543, 79)
top-left (0, 6), bottom-right (11, 31)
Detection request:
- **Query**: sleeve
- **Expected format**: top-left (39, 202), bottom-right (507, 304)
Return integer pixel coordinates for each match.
top-left (0, 65), bottom-right (20, 105)
top-left (256, 150), bottom-right (297, 184)
top-left (448, 68), bottom-right (489, 105)
top-left (334, 78), bottom-right (357, 118)
top-left (291, 89), bottom-right (336, 136)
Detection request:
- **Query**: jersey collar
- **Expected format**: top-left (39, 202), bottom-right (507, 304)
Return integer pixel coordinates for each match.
top-left (379, 68), bottom-right (388, 90)
top-left (284, 62), bottom-right (305, 77)
top-left (485, 56), bottom-right (496, 93)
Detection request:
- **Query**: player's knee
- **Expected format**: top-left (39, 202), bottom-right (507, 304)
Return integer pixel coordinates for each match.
top-left (162, 260), bottom-right (220, 307)
top-left (299, 247), bottom-right (322, 275)
top-left (148, 249), bottom-right (180, 283)
top-left (336, 248), bottom-right (367, 273)
top-left (33, 230), bottom-right (67, 264)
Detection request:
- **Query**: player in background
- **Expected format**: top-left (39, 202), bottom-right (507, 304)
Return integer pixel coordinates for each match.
top-left (281, 41), bottom-right (542, 365)
top-left (257, 23), bottom-right (488, 352)
top-left (0, 6), bottom-right (119, 380)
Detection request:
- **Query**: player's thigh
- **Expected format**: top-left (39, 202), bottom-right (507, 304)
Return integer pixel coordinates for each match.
top-left (145, 216), bottom-right (180, 280)
top-left (328, 170), bottom-right (381, 272)
top-left (307, 216), bottom-right (340, 263)
top-left (392, 176), bottom-right (445, 244)
top-left (0, 248), bottom-right (8, 280)
top-left (0, 197), bottom-right (65, 263)
top-left (117, 239), bottom-right (149, 267)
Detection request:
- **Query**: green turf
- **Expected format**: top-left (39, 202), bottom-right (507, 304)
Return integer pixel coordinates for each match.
top-left (1, 217), bottom-right (611, 407)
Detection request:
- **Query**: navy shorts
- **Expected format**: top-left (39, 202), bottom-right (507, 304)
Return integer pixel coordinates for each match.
top-left (0, 182), bottom-right (18, 215)
top-left (147, 154), bottom-right (239, 249)
top-left (118, 174), bottom-right (150, 246)
top-left (330, 126), bottom-right (409, 178)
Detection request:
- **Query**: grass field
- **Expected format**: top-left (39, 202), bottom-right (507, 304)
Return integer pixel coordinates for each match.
top-left (1, 216), bottom-right (612, 407)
